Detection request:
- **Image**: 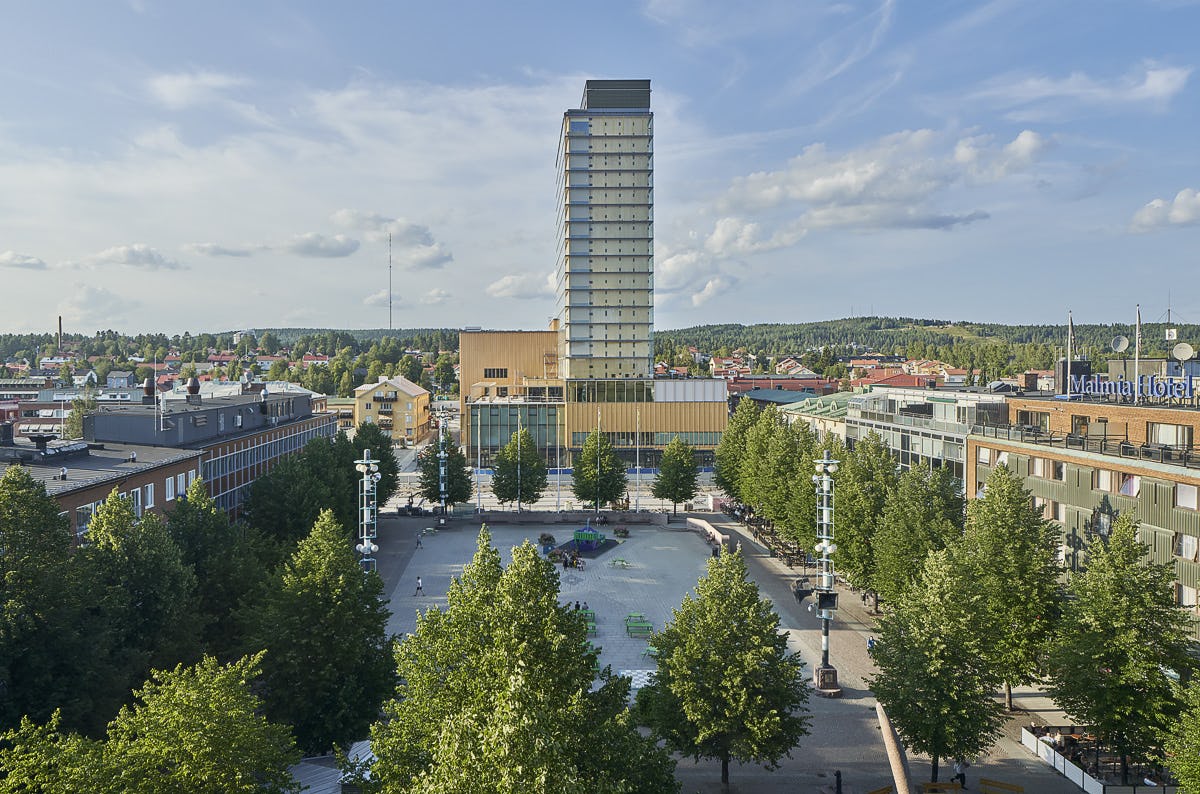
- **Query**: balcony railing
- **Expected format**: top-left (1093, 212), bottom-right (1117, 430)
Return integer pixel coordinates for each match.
top-left (971, 423), bottom-right (1200, 470)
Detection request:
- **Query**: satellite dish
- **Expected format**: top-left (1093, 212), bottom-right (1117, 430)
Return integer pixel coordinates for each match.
top-left (1111, 336), bottom-right (1129, 353)
top-left (1173, 342), bottom-right (1195, 361)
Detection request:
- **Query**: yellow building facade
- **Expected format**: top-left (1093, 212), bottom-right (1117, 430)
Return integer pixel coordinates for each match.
top-left (354, 376), bottom-right (430, 444)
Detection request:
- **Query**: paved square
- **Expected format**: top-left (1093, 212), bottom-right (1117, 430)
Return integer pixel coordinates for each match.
top-left (384, 521), bottom-right (713, 683)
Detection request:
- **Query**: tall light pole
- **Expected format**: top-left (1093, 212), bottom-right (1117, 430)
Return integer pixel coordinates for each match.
top-left (437, 412), bottom-right (448, 518)
top-left (812, 450), bottom-right (842, 697)
top-left (355, 449), bottom-right (381, 572)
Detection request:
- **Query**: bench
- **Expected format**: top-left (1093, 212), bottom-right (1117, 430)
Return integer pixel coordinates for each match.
top-left (624, 613), bottom-right (647, 624)
top-left (627, 623), bottom-right (653, 638)
top-left (921, 784), bottom-right (961, 793)
top-left (979, 779), bottom-right (1023, 794)
top-left (586, 623), bottom-right (598, 636)
top-left (866, 787), bottom-right (894, 794)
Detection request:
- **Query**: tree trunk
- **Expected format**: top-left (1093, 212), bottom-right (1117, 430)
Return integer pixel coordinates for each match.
top-left (721, 755), bottom-right (729, 785)
top-left (1005, 680), bottom-right (1013, 711)
top-left (673, 501), bottom-right (677, 516)
top-left (931, 752), bottom-right (939, 782)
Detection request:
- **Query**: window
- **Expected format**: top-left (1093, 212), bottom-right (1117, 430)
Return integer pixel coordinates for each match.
top-left (1149, 422), bottom-right (1193, 447)
top-left (145, 483), bottom-right (154, 509)
top-left (995, 451), bottom-right (1009, 467)
top-left (1177, 483), bottom-right (1199, 511)
top-left (188, 470), bottom-right (197, 487)
top-left (1053, 461), bottom-right (1066, 481)
top-left (1175, 533), bottom-right (1200, 562)
top-left (131, 488), bottom-right (143, 518)
top-left (1179, 583), bottom-right (1199, 611)
top-left (1118, 473), bottom-right (1141, 497)
top-left (1032, 458), bottom-right (1047, 478)
top-left (1096, 469), bottom-right (1114, 492)
top-left (177, 473), bottom-right (186, 496)
top-left (483, 368), bottom-right (508, 379)
top-left (166, 476), bottom-right (175, 502)
top-left (1053, 502), bottom-right (1065, 522)
top-left (976, 447), bottom-right (991, 464)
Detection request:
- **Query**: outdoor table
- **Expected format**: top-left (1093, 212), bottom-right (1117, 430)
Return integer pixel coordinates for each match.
top-left (625, 613), bottom-right (647, 623)
top-left (581, 609), bottom-right (596, 621)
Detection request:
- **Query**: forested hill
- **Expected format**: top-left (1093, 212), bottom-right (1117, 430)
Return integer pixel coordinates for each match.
top-left (654, 317), bottom-right (1200, 359)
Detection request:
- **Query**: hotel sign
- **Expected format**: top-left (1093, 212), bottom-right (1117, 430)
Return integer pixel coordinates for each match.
top-left (1070, 375), bottom-right (1194, 400)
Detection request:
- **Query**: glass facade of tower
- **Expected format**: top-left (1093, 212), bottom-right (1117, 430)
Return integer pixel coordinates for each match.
top-left (557, 79), bottom-right (654, 380)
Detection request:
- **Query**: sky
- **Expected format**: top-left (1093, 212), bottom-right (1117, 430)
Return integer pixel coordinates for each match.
top-left (2, 0), bottom-right (1199, 336)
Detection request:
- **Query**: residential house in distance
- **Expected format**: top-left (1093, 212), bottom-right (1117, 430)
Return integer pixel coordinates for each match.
top-left (354, 376), bottom-right (430, 444)
top-left (107, 370), bottom-right (136, 388)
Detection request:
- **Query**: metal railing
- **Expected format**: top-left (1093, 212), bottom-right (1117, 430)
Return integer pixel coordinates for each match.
top-left (971, 424), bottom-right (1200, 470)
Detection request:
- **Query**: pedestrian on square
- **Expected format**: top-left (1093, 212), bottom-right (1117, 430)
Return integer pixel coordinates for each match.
top-left (952, 758), bottom-right (968, 788)
top-left (416, 534), bottom-right (423, 549)
top-left (414, 576), bottom-right (424, 596)
top-left (574, 601), bottom-right (580, 611)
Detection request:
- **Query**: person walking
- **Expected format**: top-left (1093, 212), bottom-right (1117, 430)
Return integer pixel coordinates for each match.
top-left (414, 576), bottom-right (424, 596)
top-left (952, 758), bottom-right (968, 788)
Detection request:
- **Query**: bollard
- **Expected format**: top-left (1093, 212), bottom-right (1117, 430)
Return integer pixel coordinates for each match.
top-left (834, 769), bottom-right (842, 794)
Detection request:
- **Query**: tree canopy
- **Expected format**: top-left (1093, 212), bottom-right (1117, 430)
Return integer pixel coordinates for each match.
top-left (636, 549), bottom-right (810, 785)
top-left (371, 527), bottom-right (677, 793)
top-left (491, 428), bottom-right (548, 510)
top-left (415, 439), bottom-right (473, 508)
top-left (571, 429), bottom-right (626, 510)
top-left (1048, 514), bottom-right (1194, 784)
top-left (240, 510), bottom-right (395, 755)
top-left (651, 436), bottom-right (699, 515)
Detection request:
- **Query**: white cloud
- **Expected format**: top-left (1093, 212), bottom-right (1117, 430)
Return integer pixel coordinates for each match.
top-left (331, 208), bottom-right (453, 268)
top-left (0, 251), bottom-right (47, 269)
top-left (691, 276), bottom-right (736, 307)
top-left (186, 242), bottom-right (255, 257)
top-left (421, 288), bottom-right (452, 305)
top-left (485, 271), bottom-right (556, 300)
top-left (148, 70), bottom-right (248, 109)
top-left (363, 289), bottom-right (406, 308)
top-left (283, 233), bottom-right (360, 258)
top-left (57, 285), bottom-right (139, 327)
top-left (972, 63), bottom-right (1191, 120)
top-left (1131, 188), bottom-right (1200, 231)
top-left (78, 244), bottom-right (185, 270)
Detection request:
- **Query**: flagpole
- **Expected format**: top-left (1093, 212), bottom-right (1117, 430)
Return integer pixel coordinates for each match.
top-left (1135, 304), bottom-right (1142, 406)
top-left (635, 409), bottom-right (641, 512)
top-left (1066, 311), bottom-right (1073, 401)
top-left (596, 408), bottom-right (601, 518)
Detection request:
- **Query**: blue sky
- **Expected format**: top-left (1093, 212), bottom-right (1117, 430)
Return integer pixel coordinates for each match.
top-left (2, 0), bottom-right (1199, 335)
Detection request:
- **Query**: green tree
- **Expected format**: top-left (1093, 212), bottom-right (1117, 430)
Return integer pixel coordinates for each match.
top-left (0, 467), bottom-right (95, 732)
top-left (78, 491), bottom-right (202, 732)
top-left (571, 428), bottom-right (626, 511)
top-left (351, 421), bottom-right (401, 507)
top-left (737, 406), bottom-right (780, 520)
top-left (398, 355), bottom-right (422, 384)
top-left (714, 398), bottom-right (759, 503)
top-left (258, 331), bottom-right (281, 355)
top-left (266, 359), bottom-right (290, 381)
top-left (0, 655), bottom-right (300, 794)
top-left (832, 432), bottom-right (897, 595)
top-left (872, 465), bottom-right (964, 606)
top-left (432, 354), bottom-right (456, 391)
top-left (371, 528), bottom-right (676, 793)
top-left (416, 440), bottom-right (473, 508)
top-left (491, 428), bottom-right (548, 510)
top-left (1163, 679), bottom-right (1200, 792)
top-left (636, 549), bottom-right (810, 786)
top-left (869, 549), bottom-right (1006, 782)
top-left (166, 479), bottom-right (268, 657)
top-left (62, 384), bottom-right (97, 439)
top-left (651, 436), bottom-right (699, 515)
top-left (240, 510), bottom-right (395, 755)
top-left (960, 464), bottom-right (1061, 710)
top-left (1048, 515), bottom-right (1193, 785)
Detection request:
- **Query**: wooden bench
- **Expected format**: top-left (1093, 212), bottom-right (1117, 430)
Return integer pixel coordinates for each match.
top-left (866, 787), bottom-right (894, 794)
top-left (979, 779), bottom-right (1023, 794)
top-left (921, 783), bottom-right (961, 793)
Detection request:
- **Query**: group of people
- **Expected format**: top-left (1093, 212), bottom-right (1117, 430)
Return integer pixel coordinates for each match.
top-left (572, 601), bottom-right (590, 611)
top-left (561, 551), bottom-right (586, 570)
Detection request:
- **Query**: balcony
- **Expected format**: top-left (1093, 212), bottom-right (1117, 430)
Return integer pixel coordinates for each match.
top-left (971, 423), bottom-right (1200, 470)
top-left (378, 406), bottom-right (393, 415)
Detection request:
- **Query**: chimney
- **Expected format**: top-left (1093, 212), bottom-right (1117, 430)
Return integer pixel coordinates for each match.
top-left (141, 377), bottom-right (156, 405)
top-left (186, 376), bottom-right (202, 405)
top-left (58, 315), bottom-right (63, 352)
top-left (0, 422), bottom-right (13, 447)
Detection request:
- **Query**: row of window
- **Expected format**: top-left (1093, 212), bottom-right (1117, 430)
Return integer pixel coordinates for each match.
top-left (204, 421), bottom-right (335, 506)
top-left (75, 469), bottom-right (199, 539)
top-left (568, 431), bottom-right (723, 448)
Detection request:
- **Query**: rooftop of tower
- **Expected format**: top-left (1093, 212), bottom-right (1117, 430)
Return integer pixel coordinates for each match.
top-left (579, 79), bottom-right (651, 110)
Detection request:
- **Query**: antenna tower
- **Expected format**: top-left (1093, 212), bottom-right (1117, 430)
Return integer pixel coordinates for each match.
top-left (388, 232), bottom-right (393, 332)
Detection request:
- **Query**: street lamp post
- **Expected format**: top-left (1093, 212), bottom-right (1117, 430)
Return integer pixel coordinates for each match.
top-left (812, 450), bottom-right (842, 697)
top-left (354, 449), bottom-right (381, 572)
